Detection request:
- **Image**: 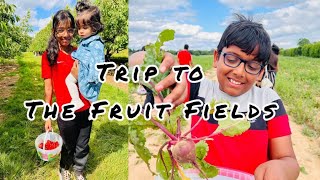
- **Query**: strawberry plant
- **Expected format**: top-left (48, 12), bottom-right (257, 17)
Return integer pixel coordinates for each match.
top-left (129, 29), bottom-right (251, 180)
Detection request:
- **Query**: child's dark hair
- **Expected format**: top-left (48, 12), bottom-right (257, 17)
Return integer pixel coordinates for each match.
top-left (47, 10), bottom-right (75, 66)
top-left (217, 14), bottom-right (271, 66)
top-left (76, 0), bottom-right (103, 35)
top-left (272, 43), bottom-right (280, 55)
top-left (184, 44), bottom-right (189, 50)
top-left (269, 43), bottom-right (280, 71)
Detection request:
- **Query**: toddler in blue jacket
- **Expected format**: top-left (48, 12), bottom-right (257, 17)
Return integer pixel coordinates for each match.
top-left (66, 0), bottom-right (104, 110)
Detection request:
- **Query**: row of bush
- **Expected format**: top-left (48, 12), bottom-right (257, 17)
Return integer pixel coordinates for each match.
top-left (282, 42), bottom-right (320, 58)
top-left (129, 49), bottom-right (214, 56)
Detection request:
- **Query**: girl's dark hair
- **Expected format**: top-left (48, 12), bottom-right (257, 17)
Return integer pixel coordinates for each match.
top-left (46, 10), bottom-right (75, 66)
top-left (217, 14), bottom-right (271, 66)
top-left (76, 0), bottom-right (103, 35)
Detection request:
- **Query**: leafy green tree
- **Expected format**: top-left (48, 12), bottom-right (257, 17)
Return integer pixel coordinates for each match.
top-left (29, 1), bottom-right (128, 59)
top-left (0, 0), bottom-right (32, 59)
top-left (297, 38), bottom-right (310, 47)
top-left (95, 0), bottom-right (128, 60)
top-left (16, 11), bottom-right (32, 52)
top-left (0, 0), bottom-right (19, 58)
top-left (28, 21), bottom-right (51, 53)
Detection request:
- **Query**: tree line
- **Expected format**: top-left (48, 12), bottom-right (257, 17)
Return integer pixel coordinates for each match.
top-left (0, 0), bottom-right (32, 61)
top-left (129, 48), bottom-right (214, 56)
top-left (1, 0), bottom-right (128, 62)
top-left (282, 38), bottom-right (320, 58)
top-left (29, 0), bottom-right (128, 61)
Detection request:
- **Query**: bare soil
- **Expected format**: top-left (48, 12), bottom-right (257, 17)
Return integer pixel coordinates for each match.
top-left (0, 64), bottom-right (19, 99)
top-left (128, 68), bottom-right (320, 180)
top-left (105, 74), bottom-right (128, 92)
top-left (0, 64), bottom-right (19, 123)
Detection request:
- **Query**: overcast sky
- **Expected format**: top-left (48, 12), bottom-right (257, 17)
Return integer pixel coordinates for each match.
top-left (6, 0), bottom-right (320, 50)
top-left (129, 0), bottom-right (320, 50)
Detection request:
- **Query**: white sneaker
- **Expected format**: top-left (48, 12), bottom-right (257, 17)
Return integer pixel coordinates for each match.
top-left (59, 168), bottom-right (71, 180)
top-left (136, 86), bottom-right (147, 95)
top-left (74, 170), bottom-right (86, 180)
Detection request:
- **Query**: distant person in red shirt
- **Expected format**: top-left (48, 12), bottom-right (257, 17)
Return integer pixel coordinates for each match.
top-left (177, 44), bottom-right (193, 66)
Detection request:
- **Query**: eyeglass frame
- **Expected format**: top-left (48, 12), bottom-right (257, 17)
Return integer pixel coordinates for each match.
top-left (219, 51), bottom-right (264, 75)
top-left (55, 28), bottom-right (75, 37)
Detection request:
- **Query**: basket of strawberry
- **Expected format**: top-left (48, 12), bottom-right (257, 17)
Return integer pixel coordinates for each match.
top-left (35, 130), bottom-right (63, 161)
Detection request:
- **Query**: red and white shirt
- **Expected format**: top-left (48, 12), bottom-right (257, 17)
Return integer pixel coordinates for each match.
top-left (42, 49), bottom-right (90, 112)
top-left (186, 78), bottom-right (291, 174)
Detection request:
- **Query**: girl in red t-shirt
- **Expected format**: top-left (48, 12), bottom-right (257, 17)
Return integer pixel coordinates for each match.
top-left (42, 10), bottom-right (91, 180)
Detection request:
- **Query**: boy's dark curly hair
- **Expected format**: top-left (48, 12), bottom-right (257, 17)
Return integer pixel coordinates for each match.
top-left (76, 0), bottom-right (103, 35)
top-left (217, 13), bottom-right (271, 66)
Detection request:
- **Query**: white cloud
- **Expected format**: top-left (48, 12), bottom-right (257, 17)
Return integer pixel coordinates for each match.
top-left (6, 0), bottom-right (73, 33)
top-left (129, 0), bottom-right (221, 50)
top-left (218, 0), bottom-right (320, 49)
top-left (219, 0), bottom-right (302, 10)
top-left (259, 0), bottom-right (320, 48)
top-left (30, 17), bottom-right (52, 31)
top-left (7, 0), bottom-right (73, 12)
top-left (129, 0), bottom-right (191, 17)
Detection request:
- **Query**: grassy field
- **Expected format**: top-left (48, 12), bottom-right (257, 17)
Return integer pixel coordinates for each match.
top-left (276, 56), bottom-right (320, 136)
top-left (193, 55), bottom-right (320, 137)
top-left (0, 52), bottom-right (128, 179)
top-left (193, 55), bottom-right (214, 71)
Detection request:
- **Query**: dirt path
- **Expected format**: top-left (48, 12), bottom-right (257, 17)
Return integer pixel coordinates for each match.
top-left (127, 68), bottom-right (320, 180)
top-left (0, 64), bottom-right (19, 123)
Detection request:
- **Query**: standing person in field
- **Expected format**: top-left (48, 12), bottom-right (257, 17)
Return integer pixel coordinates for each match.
top-left (130, 14), bottom-right (299, 180)
top-left (256, 43), bottom-right (280, 89)
top-left (65, 0), bottom-right (104, 110)
top-left (42, 9), bottom-right (92, 180)
top-left (177, 44), bottom-right (193, 66)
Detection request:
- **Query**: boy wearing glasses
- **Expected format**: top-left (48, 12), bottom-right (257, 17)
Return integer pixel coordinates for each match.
top-left (131, 14), bottom-right (299, 179)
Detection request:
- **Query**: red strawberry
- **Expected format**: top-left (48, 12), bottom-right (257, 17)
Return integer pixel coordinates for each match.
top-left (39, 140), bottom-right (59, 150)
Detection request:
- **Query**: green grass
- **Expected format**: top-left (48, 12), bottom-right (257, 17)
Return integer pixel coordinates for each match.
top-left (193, 55), bottom-right (214, 71)
top-left (276, 56), bottom-right (320, 135)
top-left (193, 55), bottom-right (320, 136)
top-left (0, 52), bottom-right (128, 179)
top-left (112, 49), bottom-right (128, 58)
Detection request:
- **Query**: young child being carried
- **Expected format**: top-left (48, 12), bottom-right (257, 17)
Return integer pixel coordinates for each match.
top-left (131, 14), bottom-right (300, 180)
top-left (66, 0), bottom-right (104, 110)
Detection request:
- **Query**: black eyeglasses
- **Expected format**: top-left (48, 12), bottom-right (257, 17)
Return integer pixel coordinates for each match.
top-left (220, 52), bottom-right (263, 75)
top-left (55, 28), bottom-right (75, 37)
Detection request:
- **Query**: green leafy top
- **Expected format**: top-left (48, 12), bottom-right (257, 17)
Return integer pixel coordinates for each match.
top-left (139, 29), bottom-right (175, 97)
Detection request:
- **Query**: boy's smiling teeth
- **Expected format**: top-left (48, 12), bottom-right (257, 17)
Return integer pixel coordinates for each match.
top-left (229, 78), bottom-right (242, 85)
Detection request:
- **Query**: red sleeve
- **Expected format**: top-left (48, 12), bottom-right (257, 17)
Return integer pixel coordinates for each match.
top-left (184, 75), bottom-right (190, 103)
top-left (267, 114), bottom-right (291, 139)
top-left (41, 52), bottom-right (52, 79)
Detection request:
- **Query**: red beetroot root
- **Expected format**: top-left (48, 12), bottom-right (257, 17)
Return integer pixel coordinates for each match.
top-left (172, 139), bottom-right (196, 163)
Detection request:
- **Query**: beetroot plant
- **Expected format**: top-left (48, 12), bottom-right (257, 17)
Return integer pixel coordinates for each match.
top-left (129, 29), bottom-right (250, 180)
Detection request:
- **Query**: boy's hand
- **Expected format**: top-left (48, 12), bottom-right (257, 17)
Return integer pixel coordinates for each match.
top-left (45, 119), bottom-right (52, 131)
top-left (71, 60), bottom-right (79, 79)
top-left (254, 160), bottom-right (291, 180)
top-left (155, 53), bottom-right (188, 106)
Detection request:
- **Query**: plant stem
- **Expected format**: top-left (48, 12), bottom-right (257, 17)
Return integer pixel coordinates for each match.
top-left (183, 116), bottom-right (203, 137)
top-left (159, 141), bottom-right (169, 178)
top-left (176, 117), bottom-right (181, 139)
top-left (149, 115), bottom-right (177, 140)
top-left (149, 81), bottom-right (171, 116)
